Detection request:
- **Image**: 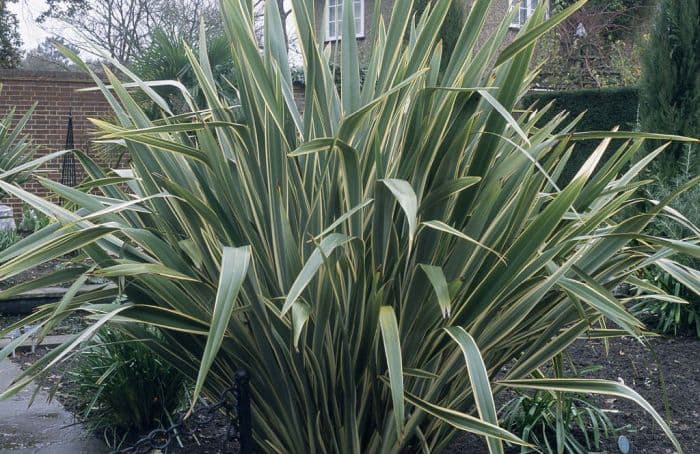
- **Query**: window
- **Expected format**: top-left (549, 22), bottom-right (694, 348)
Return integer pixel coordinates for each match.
top-left (327, 0), bottom-right (365, 41)
top-left (509, 0), bottom-right (538, 28)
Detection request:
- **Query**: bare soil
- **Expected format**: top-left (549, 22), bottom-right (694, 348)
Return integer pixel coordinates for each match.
top-left (0, 259), bottom-right (67, 291)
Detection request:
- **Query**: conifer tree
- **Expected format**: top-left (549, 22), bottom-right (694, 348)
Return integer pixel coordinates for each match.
top-left (639, 0), bottom-right (700, 173)
top-left (0, 0), bottom-right (23, 68)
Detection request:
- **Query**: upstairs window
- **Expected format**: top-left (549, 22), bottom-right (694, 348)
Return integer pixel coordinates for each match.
top-left (510, 0), bottom-right (539, 28)
top-left (327, 0), bottom-right (365, 40)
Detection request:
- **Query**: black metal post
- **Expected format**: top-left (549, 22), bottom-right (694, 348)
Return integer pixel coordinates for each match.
top-left (60, 111), bottom-right (77, 188)
top-left (236, 369), bottom-right (253, 453)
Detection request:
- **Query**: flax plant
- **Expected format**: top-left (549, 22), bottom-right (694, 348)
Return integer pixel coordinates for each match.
top-left (1, 0), bottom-right (699, 452)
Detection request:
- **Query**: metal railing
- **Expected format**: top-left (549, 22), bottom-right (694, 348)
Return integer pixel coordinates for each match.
top-left (114, 370), bottom-right (252, 454)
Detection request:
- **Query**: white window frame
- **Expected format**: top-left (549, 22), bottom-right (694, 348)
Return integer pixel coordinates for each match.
top-left (326, 0), bottom-right (365, 41)
top-left (509, 0), bottom-right (539, 29)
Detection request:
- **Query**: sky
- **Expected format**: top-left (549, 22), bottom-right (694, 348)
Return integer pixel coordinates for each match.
top-left (9, 0), bottom-right (75, 50)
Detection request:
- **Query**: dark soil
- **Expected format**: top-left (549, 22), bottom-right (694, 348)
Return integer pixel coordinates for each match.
top-left (448, 335), bottom-right (700, 454)
top-left (0, 313), bottom-right (89, 335)
top-left (0, 259), bottom-right (67, 290)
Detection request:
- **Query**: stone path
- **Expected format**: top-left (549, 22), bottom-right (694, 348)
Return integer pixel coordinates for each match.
top-left (0, 359), bottom-right (107, 453)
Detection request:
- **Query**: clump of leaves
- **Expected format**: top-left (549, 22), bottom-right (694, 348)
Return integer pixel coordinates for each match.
top-left (18, 204), bottom-right (51, 233)
top-left (0, 228), bottom-right (17, 251)
top-left (0, 95), bottom-right (36, 195)
top-left (631, 267), bottom-right (700, 337)
top-left (633, 145), bottom-right (700, 337)
top-left (501, 360), bottom-right (615, 454)
top-left (66, 328), bottom-right (188, 446)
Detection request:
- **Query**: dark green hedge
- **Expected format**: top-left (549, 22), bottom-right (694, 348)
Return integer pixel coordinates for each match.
top-left (521, 87), bottom-right (639, 183)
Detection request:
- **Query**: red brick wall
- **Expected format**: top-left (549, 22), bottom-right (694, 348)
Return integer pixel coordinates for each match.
top-left (0, 70), bottom-right (112, 220)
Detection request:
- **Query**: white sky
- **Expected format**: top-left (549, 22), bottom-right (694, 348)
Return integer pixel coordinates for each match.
top-left (9, 0), bottom-right (302, 64)
top-left (10, 0), bottom-right (50, 49)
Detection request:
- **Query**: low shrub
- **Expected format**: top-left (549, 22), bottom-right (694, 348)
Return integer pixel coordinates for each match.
top-left (631, 267), bottom-right (700, 338)
top-left (632, 146), bottom-right (700, 337)
top-left (66, 328), bottom-right (188, 446)
top-left (500, 359), bottom-right (616, 454)
top-left (18, 204), bottom-right (51, 233)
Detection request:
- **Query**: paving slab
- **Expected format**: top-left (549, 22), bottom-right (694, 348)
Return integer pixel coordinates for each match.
top-left (0, 335), bottom-right (74, 352)
top-left (0, 359), bottom-right (107, 453)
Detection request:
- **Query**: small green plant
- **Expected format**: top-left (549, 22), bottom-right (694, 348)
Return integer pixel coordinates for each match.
top-left (500, 360), bottom-right (616, 454)
top-left (18, 204), bottom-right (51, 233)
top-left (0, 228), bottom-right (17, 251)
top-left (0, 93), bottom-right (36, 195)
top-left (636, 145), bottom-right (700, 337)
top-left (631, 267), bottom-right (700, 337)
top-left (66, 328), bottom-right (188, 446)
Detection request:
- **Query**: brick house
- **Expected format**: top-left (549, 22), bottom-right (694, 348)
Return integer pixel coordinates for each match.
top-left (313, 0), bottom-right (543, 61)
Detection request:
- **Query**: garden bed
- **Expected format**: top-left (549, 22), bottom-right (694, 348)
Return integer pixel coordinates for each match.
top-left (449, 335), bottom-right (699, 453)
top-left (6, 334), bottom-right (698, 453)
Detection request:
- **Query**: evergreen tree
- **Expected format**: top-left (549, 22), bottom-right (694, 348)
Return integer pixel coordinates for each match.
top-left (639, 0), bottom-right (700, 174)
top-left (0, 0), bottom-right (23, 68)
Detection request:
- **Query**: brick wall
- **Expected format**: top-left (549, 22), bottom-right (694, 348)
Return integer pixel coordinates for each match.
top-left (0, 70), bottom-right (112, 220)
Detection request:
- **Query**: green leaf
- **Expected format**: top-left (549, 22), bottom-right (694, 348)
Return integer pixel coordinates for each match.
top-left (422, 220), bottom-right (505, 263)
top-left (381, 179), bottom-right (418, 249)
top-left (404, 390), bottom-right (529, 447)
top-left (292, 301), bottom-right (312, 349)
top-left (380, 306), bottom-right (405, 439)
top-left (192, 246), bottom-right (251, 407)
top-left (282, 233), bottom-right (353, 315)
top-left (420, 265), bottom-right (451, 318)
top-left (477, 89), bottom-right (529, 145)
top-left (444, 327), bottom-right (504, 454)
top-left (95, 263), bottom-right (198, 281)
top-left (558, 277), bottom-right (643, 335)
top-left (656, 259), bottom-right (700, 298)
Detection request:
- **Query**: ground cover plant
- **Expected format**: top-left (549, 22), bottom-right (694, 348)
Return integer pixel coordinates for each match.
top-left (67, 327), bottom-right (187, 447)
top-left (1, 0), bottom-right (700, 452)
top-left (631, 147), bottom-right (700, 338)
top-left (500, 357), bottom-right (615, 453)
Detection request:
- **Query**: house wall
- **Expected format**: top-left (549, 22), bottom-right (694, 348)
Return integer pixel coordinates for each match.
top-left (312, 0), bottom-right (522, 65)
top-left (314, 0), bottom-right (394, 63)
top-left (0, 70), bottom-right (112, 220)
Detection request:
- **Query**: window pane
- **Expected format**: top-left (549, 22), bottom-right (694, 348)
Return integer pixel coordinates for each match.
top-left (329, 21), bottom-right (336, 38)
